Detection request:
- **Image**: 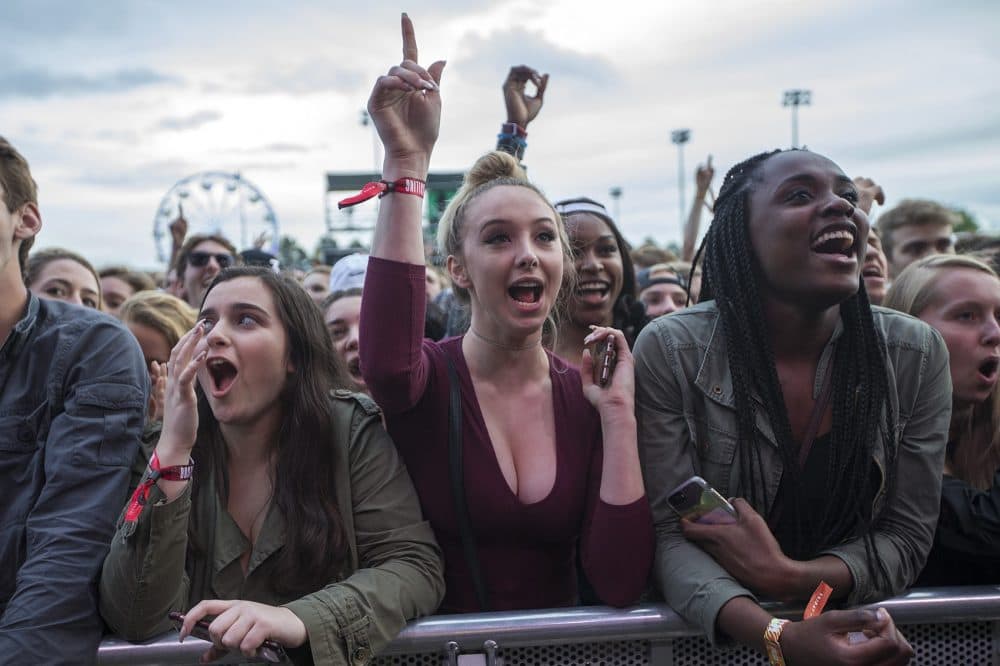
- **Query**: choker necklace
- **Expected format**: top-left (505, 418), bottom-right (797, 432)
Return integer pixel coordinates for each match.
top-left (470, 328), bottom-right (541, 352)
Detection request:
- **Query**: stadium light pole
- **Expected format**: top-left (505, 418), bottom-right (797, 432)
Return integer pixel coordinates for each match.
top-left (671, 129), bottom-right (691, 227)
top-left (782, 89), bottom-right (811, 148)
top-left (360, 109), bottom-right (380, 173)
top-left (608, 187), bottom-right (623, 223)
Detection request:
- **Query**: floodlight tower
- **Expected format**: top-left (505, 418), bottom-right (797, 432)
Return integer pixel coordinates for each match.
top-left (671, 129), bottom-right (691, 227)
top-left (609, 186), bottom-right (623, 223)
top-left (782, 89), bottom-right (812, 148)
top-left (360, 109), bottom-right (380, 172)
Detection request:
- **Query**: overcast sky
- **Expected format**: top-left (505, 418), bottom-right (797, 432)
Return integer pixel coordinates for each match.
top-left (2, 0), bottom-right (997, 268)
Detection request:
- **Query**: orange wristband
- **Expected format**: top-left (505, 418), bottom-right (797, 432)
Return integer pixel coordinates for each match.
top-left (804, 581), bottom-right (833, 619)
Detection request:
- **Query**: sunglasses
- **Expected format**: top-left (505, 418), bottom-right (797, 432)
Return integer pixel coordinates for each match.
top-left (188, 251), bottom-right (234, 269)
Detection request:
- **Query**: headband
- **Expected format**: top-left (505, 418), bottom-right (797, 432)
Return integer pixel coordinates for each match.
top-left (642, 275), bottom-right (687, 289)
top-left (554, 199), bottom-right (612, 220)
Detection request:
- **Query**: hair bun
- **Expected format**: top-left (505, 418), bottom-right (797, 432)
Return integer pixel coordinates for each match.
top-left (465, 151), bottom-right (526, 188)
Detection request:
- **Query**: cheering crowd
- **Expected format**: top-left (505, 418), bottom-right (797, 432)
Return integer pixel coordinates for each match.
top-left (3, 13), bottom-right (999, 666)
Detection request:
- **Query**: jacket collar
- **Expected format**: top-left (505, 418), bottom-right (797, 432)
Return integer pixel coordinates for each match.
top-left (213, 501), bottom-right (286, 576)
top-left (0, 292), bottom-right (39, 361)
top-left (693, 303), bottom-right (845, 446)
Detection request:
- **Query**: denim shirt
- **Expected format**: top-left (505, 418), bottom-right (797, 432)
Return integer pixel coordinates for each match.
top-left (0, 294), bottom-right (148, 663)
top-left (634, 301), bottom-right (951, 644)
top-left (99, 391), bottom-right (445, 666)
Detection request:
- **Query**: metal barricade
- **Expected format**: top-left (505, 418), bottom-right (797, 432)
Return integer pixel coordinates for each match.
top-left (97, 586), bottom-right (1000, 665)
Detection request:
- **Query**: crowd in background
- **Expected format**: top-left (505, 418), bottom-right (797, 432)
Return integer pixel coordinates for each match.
top-left (3, 13), bottom-right (1000, 666)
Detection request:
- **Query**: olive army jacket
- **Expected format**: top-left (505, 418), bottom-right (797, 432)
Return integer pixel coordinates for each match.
top-left (634, 302), bottom-right (951, 644)
top-left (99, 391), bottom-right (444, 665)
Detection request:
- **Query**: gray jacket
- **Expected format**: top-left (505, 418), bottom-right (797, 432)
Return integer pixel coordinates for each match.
top-left (634, 301), bottom-right (951, 644)
top-left (0, 294), bottom-right (148, 663)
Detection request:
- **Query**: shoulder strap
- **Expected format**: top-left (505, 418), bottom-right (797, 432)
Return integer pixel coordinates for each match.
top-left (446, 354), bottom-right (490, 611)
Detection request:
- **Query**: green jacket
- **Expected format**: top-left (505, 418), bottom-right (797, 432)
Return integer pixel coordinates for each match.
top-left (99, 391), bottom-right (444, 665)
top-left (634, 302), bottom-right (951, 644)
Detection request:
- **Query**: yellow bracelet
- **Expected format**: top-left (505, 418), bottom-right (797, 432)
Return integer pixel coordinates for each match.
top-left (764, 617), bottom-right (790, 666)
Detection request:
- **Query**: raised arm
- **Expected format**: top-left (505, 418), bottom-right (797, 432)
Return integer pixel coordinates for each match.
top-left (168, 205), bottom-right (188, 271)
top-left (852, 176), bottom-right (886, 216)
top-left (368, 13), bottom-right (444, 265)
top-left (681, 156), bottom-right (714, 262)
top-left (496, 65), bottom-right (548, 162)
top-left (360, 14), bottom-right (446, 413)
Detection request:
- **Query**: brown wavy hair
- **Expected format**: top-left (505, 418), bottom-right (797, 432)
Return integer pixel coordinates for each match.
top-left (190, 266), bottom-right (355, 595)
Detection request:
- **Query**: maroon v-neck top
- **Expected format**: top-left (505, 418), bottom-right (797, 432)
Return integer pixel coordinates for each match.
top-left (361, 257), bottom-right (652, 612)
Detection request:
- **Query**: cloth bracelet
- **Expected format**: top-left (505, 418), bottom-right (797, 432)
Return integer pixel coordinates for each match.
top-left (496, 135), bottom-right (527, 161)
top-left (338, 177), bottom-right (426, 209)
top-left (123, 451), bottom-right (194, 525)
top-left (497, 132), bottom-right (527, 147)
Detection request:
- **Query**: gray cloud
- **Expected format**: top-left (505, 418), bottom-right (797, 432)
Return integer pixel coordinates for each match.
top-left (73, 159), bottom-right (196, 190)
top-left (93, 128), bottom-right (141, 144)
top-left (0, 66), bottom-right (177, 99)
top-left (0, 1), bottom-right (133, 40)
top-left (230, 142), bottom-right (317, 154)
top-left (231, 161), bottom-right (298, 172)
top-left (155, 110), bottom-right (223, 132)
top-left (233, 59), bottom-right (366, 95)
top-left (454, 27), bottom-right (617, 88)
top-left (846, 118), bottom-right (1000, 163)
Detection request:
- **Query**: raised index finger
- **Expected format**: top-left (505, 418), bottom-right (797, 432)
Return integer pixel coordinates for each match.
top-left (401, 13), bottom-right (418, 63)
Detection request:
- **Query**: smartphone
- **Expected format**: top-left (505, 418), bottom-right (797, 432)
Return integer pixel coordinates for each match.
top-left (591, 337), bottom-right (618, 387)
top-left (667, 475), bottom-right (737, 524)
top-left (168, 611), bottom-right (287, 663)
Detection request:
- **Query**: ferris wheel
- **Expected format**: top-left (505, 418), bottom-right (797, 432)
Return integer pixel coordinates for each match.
top-left (152, 171), bottom-right (279, 263)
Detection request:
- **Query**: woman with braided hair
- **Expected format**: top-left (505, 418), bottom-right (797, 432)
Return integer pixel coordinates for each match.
top-left (635, 149), bottom-right (951, 664)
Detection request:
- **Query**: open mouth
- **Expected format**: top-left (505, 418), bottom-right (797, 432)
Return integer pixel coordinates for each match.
top-left (508, 280), bottom-right (543, 304)
top-left (862, 263), bottom-right (884, 279)
top-left (207, 357), bottom-right (238, 394)
top-left (347, 356), bottom-right (362, 378)
top-left (979, 357), bottom-right (1000, 381)
top-left (811, 229), bottom-right (856, 257)
top-left (576, 280), bottom-right (611, 301)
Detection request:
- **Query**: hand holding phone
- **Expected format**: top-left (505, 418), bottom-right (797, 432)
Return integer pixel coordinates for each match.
top-left (591, 336), bottom-right (618, 387)
top-left (168, 611), bottom-right (287, 663)
top-left (667, 475), bottom-right (737, 524)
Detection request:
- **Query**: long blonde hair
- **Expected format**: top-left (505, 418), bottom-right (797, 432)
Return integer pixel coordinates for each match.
top-left (885, 254), bottom-right (1000, 488)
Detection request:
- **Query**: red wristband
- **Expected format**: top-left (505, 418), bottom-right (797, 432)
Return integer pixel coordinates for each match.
top-left (123, 451), bottom-right (194, 525)
top-left (337, 177), bottom-right (426, 209)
